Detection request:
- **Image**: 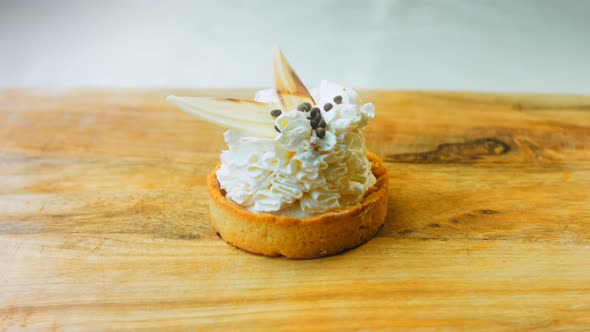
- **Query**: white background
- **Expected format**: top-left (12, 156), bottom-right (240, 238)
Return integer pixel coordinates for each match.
top-left (1, 0), bottom-right (589, 94)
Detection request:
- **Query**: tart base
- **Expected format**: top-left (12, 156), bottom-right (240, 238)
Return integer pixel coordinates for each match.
top-left (207, 152), bottom-right (389, 259)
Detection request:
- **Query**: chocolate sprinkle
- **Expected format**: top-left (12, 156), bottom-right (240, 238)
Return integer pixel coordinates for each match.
top-left (323, 103), bottom-right (333, 112)
top-left (274, 125), bottom-right (281, 133)
top-left (333, 95), bottom-right (343, 104)
top-left (310, 120), bottom-right (319, 129)
top-left (270, 109), bottom-right (282, 117)
top-left (318, 119), bottom-right (326, 129)
top-left (297, 102), bottom-right (312, 112)
top-left (313, 112), bottom-right (322, 120)
top-left (310, 107), bottom-right (320, 117)
top-left (316, 128), bottom-right (326, 139)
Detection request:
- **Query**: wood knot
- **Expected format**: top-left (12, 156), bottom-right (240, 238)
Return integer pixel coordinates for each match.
top-left (478, 209), bottom-right (499, 215)
top-left (387, 137), bottom-right (510, 163)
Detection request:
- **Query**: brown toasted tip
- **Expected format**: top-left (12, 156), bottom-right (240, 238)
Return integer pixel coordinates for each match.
top-left (270, 109), bottom-right (282, 117)
top-left (316, 127), bottom-right (326, 139)
top-left (323, 103), bottom-right (333, 111)
top-left (333, 95), bottom-right (343, 104)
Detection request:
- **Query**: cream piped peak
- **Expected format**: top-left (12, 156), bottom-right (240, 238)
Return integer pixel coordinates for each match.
top-left (167, 47), bottom-right (376, 217)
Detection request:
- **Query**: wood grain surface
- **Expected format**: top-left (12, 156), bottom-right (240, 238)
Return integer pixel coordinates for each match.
top-left (1, 89), bottom-right (589, 331)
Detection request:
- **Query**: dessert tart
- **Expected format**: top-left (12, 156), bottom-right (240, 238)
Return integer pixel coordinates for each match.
top-left (168, 46), bottom-right (388, 258)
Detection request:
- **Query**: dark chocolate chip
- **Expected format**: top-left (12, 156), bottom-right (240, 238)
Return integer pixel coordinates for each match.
top-left (318, 119), bottom-right (326, 128)
top-left (274, 125), bottom-right (281, 133)
top-left (316, 128), bottom-right (326, 139)
top-left (323, 103), bottom-right (333, 111)
top-left (310, 107), bottom-right (320, 116)
top-left (297, 102), bottom-right (311, 112)
top-left (270, 109), bottom-right (282, 117)
top-left (333, 95), bottom-right (343, 104)
top-left (310, 120), bottom-right (319, 129)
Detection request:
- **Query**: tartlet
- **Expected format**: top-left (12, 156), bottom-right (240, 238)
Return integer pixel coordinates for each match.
top-left (168, 46), bottom-right (389, 259)
top-left (208, 151), bottom-right (388, 258)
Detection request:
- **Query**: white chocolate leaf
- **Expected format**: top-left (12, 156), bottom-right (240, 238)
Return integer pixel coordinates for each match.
top-left (167, 95), bottom-right (279, 138)
top-left (272, 45), bottom-right (315, 111)
top-left (254, 88), bottom-right (280, 104)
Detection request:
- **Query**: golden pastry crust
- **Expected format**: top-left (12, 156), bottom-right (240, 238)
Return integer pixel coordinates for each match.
top-left (207, 152), bottom-right (388, 259)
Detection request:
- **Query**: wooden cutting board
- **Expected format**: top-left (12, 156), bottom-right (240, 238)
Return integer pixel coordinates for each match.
top-left (1, 89), bottom-right (589, 331)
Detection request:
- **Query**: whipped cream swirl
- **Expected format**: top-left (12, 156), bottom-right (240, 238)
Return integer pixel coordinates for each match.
top-left (216, 80), bottom-right (376, 217)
